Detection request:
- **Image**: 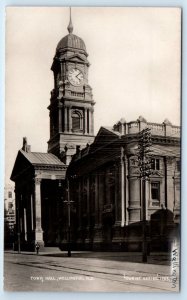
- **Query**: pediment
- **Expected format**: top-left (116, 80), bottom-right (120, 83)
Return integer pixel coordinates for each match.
top-left (150, 170), bottom-right (163, 177)
top-left (91, 127), bottom-right (120, 150)
top-left (10, 151), bottom-right (33, 181)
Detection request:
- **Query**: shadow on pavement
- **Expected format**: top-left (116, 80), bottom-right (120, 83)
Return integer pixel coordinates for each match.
top-left (42, 251), bottom-right (171, 266)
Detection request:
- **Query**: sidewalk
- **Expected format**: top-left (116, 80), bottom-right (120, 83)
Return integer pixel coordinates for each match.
top-left (4, 250), bottom-right (178, 291)
top-left (5, 248), bottom-right (171, 266)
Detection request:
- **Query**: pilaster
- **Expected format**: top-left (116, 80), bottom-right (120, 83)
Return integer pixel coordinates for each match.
top-left (58, 102), bottom-right (63, 132)
top-left (90, 107), bottom-right (94, 134)
top-left (34, 178), bottom-right (44, 247)
top-left (93, 174), bottom-right (102, 246)
top-left (77, 180), bottom-right (83, 245)
top-left (64, 106), bottom-right (68, 132)
top-left (68, 105), bottom-right (72, 132)
top-left (85, 177), bottom-right (91, 247)
top-left (112, 157), bottom-right (125, 245)
top-left (84, 108), bottom-right (88, 134)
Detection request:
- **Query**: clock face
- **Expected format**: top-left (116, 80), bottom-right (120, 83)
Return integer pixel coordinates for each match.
top-left (68, 68), bottom-right (84, 86)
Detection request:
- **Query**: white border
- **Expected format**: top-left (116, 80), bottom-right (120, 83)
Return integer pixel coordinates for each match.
top-left (0, 1), bottom-right (186, 299)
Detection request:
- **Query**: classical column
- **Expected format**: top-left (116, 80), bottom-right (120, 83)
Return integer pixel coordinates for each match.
top-left (67, 107), bottom-right (70, 132)
top-left (77, 180), bottom-right (83, 245)
top-left (24, 208), bottom-right (27, 241)
top-left (93, 174), bottom-right (102, 247)
top-left (125, 155), bottom-right (129, 225)
top-left (31, 194), bottom-right (34, 231)
top-left (90, 107), bottom-right (94, 134)
top-left (34, 178), bottom-right (44, 247)
top-left (64, 106), bottom-right (68, 132)
top-left (20, 192), bottom-right (25, 240)
top-left (85, 177), bottom-right (90, 243)
top-left (128, 176), bottom-right (141, 223)
top-left (120, 148), bottom-right (125, 227)
top-left (114, 163), bottom-right (120, 224)
top-left (69, 106), bottom-right (72, 132)
top-left (127, 158), bottom-right (142, 251)
top-left (15, 187), bottom-right (21, 252)
top-left (84, 108), bottom-right (88, 134)
top-left (94, 174), bottom-right (99, 225)
top-left (112, 158), bottom-right (124, 247)
top-left (58, 102), bottom-right (62, 132)
top-left (98, 173), bottom-right (104, 226)
top-left (105, 168), bottom-right (110, 205)
top-left (87, 109), bottom-right (90, 134)
top-left (112, 148), bottom-right (125, 228)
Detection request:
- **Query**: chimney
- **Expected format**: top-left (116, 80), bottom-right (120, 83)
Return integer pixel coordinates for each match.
top-left (22, 137), bottom-right (31, 152)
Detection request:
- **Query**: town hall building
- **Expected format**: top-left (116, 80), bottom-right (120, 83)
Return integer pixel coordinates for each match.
top-left (10, 14), bottom-right (180, 252)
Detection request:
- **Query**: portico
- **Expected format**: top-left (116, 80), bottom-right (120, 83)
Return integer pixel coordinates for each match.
top-left (11, 139), bottom-right (67, 250)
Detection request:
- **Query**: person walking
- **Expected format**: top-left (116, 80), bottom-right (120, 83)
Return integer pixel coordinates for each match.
top-left (35, 242), bottom-right (40, 255)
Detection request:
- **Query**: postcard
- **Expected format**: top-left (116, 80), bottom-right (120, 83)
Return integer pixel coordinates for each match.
top-left (4, 7), bottom-right (181, 292)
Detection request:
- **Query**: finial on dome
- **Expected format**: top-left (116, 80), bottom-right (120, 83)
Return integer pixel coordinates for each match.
top-left (67, 7), bottom-right (73, 34)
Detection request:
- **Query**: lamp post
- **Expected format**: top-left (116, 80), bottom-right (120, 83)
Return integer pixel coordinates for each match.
top-left (64, 178), bottom-right (74, 257)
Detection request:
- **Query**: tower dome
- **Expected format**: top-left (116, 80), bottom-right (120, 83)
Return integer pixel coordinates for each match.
top-left (56, 34), bottom-right (86, 52)
top-left (56, 10), bottom-right (87, 54)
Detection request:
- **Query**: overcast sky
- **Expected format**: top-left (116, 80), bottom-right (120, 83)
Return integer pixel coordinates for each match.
top-left (5, 7), bottom-right (181, 185)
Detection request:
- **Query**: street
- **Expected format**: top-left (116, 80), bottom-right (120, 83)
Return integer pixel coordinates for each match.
top-left (4, 250), bottom-right (179, 292)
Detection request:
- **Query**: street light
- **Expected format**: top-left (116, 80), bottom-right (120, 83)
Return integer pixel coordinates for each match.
top-left (63, 178), bottom-right (74, 257)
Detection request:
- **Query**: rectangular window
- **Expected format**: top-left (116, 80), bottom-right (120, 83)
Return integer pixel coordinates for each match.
top-left (151, 182), bottom-right (160, 206)
top-left (176, 160), bottom-right (180, 172)
top-left (8, 202), bottom-right (13, 209)
top-left (151, 158), bottom-right (160, 170)
top-left (8, 191), bottom-right (12, 198)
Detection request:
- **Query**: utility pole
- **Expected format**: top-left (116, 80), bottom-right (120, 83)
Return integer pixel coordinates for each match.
top-left (137, 128), bottom-right (152, 263)
top-left (64, 178), bottom-right (74, 257)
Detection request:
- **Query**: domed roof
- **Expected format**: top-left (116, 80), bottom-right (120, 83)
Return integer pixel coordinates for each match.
top-left (56, 33), bottom-right (86, 52)
top-left (56, 11), bottom-right (86, 53)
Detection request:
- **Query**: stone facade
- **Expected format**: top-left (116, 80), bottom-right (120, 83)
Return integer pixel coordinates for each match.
top-left (63, 119), bottom-right (180, 251)
top-left (48, 19), bottom-right (95, 163)
top-left (11, 146), bottom-right (67, 250)
top-left (10, 16), bottom-right (180, 252)
top-left (4, 184), bottom-right (16, 248)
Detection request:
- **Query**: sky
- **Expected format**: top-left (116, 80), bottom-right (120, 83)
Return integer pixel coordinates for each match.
top-left (5, 6), bottom-right (181, 185)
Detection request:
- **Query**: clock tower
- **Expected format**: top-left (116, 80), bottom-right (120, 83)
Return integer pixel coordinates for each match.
top-left (48, 13), bottom-right (95, 164)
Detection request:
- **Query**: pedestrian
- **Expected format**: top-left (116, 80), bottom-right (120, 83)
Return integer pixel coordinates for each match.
top-left (35, 242), bottom-right (40, 255)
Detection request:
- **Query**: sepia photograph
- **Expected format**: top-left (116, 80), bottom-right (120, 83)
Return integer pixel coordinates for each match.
top-left (4, 6), bottom-right (181, 292)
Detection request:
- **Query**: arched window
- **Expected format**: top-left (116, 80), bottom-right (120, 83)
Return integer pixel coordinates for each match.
top-left (72, 110), bottom-right (82, 131)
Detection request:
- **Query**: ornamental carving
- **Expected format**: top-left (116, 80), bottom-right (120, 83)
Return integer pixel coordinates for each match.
top-left (166, 156), bottom-right (175, 164)
top-left (35, 178), bottom-right (42, 185)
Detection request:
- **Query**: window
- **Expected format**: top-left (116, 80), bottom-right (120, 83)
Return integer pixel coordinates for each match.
top-left (72, 111), bottom-right (82, 131)
top-left (151, 158), bottom-right (160, 170)
top-left (176, 160), bottom-right (180, 172)
top-left (151, 182), bottom-right (160, 207)
top-left (8, 202), bottom-right (13, 209)
top-left (8, 191), bottom-right (12, 198)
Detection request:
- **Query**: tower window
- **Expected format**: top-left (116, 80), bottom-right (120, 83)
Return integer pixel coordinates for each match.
top-left (72, 111), bottom-right (82, 131)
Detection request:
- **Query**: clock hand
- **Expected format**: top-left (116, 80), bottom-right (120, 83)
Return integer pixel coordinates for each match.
top-left (76, 72), bottom-right (81, 78)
